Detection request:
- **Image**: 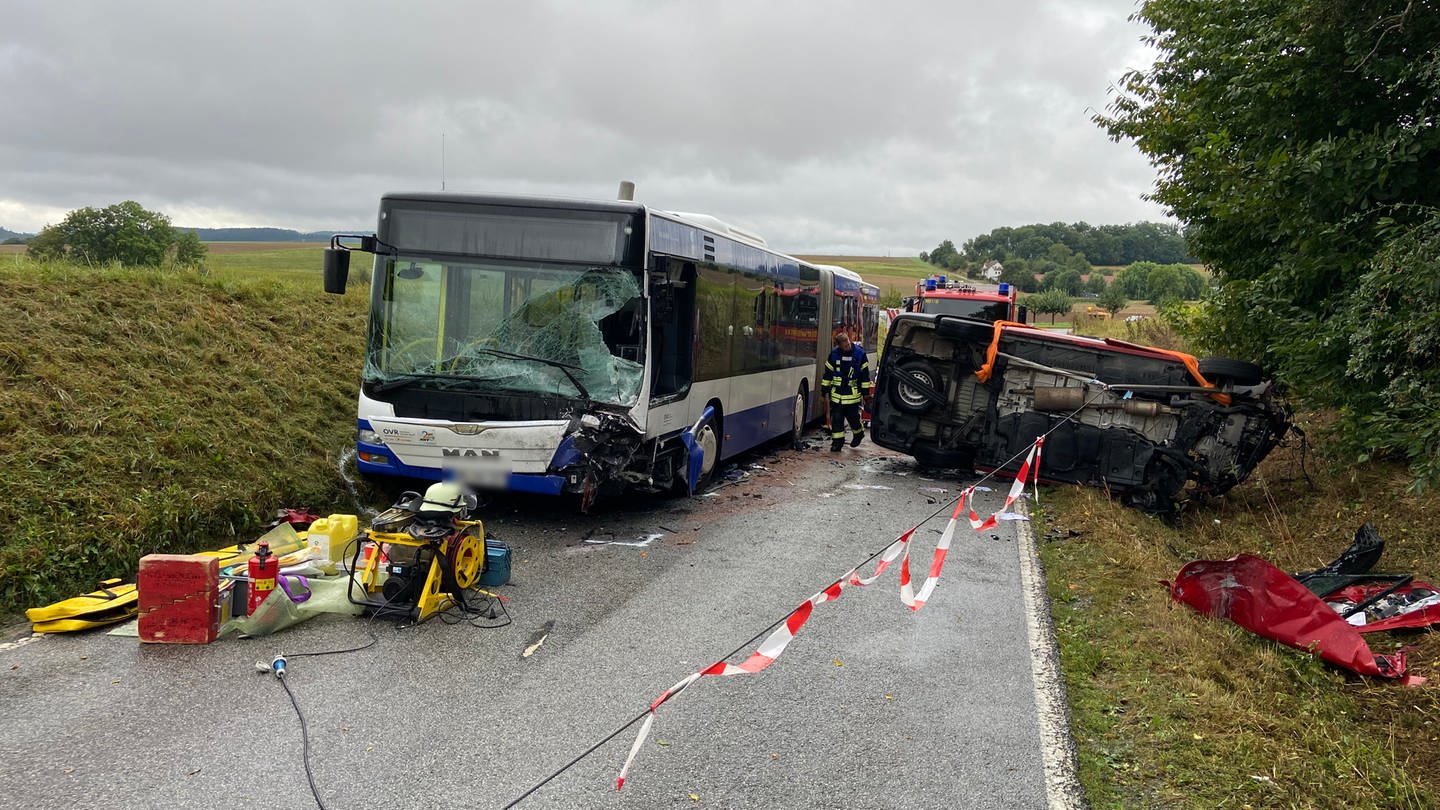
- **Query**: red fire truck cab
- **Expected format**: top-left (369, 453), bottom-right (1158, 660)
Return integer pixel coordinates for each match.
top-left (904, 276), bottom-right (1025, 323)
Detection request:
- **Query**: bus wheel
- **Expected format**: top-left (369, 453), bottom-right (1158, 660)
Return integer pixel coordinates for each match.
top-left (789, 385), bottom-right (808, 448)
top-left (695, 413), bottom-right (722, 490)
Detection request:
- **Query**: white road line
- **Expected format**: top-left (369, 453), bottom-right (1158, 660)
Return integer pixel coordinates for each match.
top-left (1016, 500), bottom-right (1087, 809)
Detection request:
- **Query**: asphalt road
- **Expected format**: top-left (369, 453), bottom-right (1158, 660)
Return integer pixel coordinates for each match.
top-left (0, 433), bottom-right (1068, 810)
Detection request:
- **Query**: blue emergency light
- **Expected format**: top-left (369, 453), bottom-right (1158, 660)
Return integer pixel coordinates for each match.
top-left (925, 278), bottom-right (937, 291)
top-left (998, 283), bottom-right (1010, 295)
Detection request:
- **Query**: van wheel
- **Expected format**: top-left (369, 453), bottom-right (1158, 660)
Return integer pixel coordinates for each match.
top-left (1198, 357), bottom-right (1264, 387)
top-left (890, 360), bottom-right (945, 415)
top-left (935, 317), bottom-right (995, 343)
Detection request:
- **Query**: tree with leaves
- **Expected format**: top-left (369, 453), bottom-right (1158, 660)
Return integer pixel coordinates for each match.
top-left (1083, 273), bottom-right (1108, 296)
top-left (1098, 285), bottom-right (1128, 317)
top-left (172, 230), bottom-right (207, 266)
top-left (1097, 0), bottom-right (1440, 488)
top-left (998, 259), bottom-right (1038, 293)
top-left (28, 201), bottom-right (206, 268)
top-left (1026, 288), bottom-right (1073, 324)
top-left (923, 239), bottom-right (962, 270)
top-left (1042, 268), bottom-right (1084, 296)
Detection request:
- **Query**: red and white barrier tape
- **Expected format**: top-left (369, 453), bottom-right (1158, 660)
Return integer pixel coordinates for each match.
top-left (968, 440), bottom-right (1040, 531)
top-left (617, 438), bottom-right (1045, 789)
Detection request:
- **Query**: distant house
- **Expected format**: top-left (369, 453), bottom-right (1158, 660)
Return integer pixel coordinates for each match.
top-left (980, 259), bottom-right (1004, 282)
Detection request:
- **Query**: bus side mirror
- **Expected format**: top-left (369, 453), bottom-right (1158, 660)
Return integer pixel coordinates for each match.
top-left (323, 248), bottom-right (350, 294)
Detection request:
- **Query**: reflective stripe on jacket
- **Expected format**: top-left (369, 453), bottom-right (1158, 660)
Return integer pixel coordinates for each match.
top-left (822, 345), bottom-right (872, 404)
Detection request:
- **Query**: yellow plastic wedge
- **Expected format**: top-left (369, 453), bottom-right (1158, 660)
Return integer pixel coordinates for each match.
top-left (25, 580), bottom-right (138, 625)
top-left (32, 606), bottom-right (139, 634)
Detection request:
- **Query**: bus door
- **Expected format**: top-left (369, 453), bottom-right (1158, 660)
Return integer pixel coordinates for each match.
top-left (648, 257), bottom-right (695, 407)
top-left (693, 260), bottom-right (736, 442)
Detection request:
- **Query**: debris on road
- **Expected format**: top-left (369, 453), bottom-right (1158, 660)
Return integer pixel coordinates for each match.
top-left (522, 620), bottom-right (555, 658)
top-left (584, 531), bottom-right (665, 548)
top-left (1168, 524), bottom-right (1435, 684)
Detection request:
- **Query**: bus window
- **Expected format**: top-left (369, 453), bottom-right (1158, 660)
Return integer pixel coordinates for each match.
top-left (378, 260), bottom-right (445, 373)
top-left (694, 262), bottom-right (735, 382)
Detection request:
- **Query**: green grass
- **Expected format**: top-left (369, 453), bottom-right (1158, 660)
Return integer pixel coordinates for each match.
top-left (0, 254), bottom-right (370, 616)
top-left (795, 255), bottom-right (935, 304)
top-left (199, 243), bottom-right (333, 284)
top-left (1040, 422), bottom-right (1440, 808)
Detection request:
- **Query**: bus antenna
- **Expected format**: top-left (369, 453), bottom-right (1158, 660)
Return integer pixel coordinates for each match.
top-left (442, 132), bottom-right (447, 191)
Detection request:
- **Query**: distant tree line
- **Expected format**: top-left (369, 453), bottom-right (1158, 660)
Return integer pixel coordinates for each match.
top-left (2, 222), bottom-right (348, 247)
top-left (921, 221), bottom-right (1193, 272)
top-left (183, 227), bottom-right (350, 242)
top-left (919, 221), bottom-right (1202, 313)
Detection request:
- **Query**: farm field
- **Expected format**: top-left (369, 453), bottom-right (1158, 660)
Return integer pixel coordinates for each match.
top-left (200, 243), bottom-right (333, 284)
top-left (795, 254), bottom-right (934, 303)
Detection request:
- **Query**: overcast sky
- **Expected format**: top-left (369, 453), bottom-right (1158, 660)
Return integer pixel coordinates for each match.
top-left (1, 0), bottom-right (1163, 254)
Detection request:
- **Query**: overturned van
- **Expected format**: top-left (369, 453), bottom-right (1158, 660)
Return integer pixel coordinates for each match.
top-left (870, 315), bottom-right (1292, 512)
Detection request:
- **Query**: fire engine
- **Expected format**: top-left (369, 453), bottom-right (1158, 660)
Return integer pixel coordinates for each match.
top-left (903, 275), bottom-right (1025, 323)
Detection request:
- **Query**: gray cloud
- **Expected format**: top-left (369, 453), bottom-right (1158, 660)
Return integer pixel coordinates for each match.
top-left (0, 0), bottom-right (1163, 253)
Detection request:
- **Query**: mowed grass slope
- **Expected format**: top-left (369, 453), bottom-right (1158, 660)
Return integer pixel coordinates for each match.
top-left (0, 254), bottom-right (368, 615)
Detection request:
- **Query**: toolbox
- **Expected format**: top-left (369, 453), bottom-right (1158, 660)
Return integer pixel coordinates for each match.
top-left (479, 539), bottom-right (511, 587)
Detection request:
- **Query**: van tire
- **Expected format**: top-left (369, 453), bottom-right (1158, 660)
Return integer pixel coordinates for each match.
top-left (1198, 357), bottom-right (1264, 387)
top-left (889, 360), bottom-right (946, 415)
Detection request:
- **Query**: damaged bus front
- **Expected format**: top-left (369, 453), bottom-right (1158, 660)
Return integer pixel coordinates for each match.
top-left (325, 193), bottom-right (654, 505)
top-left (324, 190), bottom-right (834, 509)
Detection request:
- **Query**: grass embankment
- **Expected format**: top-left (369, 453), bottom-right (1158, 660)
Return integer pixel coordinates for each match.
top-left (0, 253), bottom-right (368, 616)
top-left (1042, 417), bottom-right (1440, 807)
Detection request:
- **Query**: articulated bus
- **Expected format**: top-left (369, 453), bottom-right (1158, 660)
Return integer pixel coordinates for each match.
top-left (323, 190), bottom-right (877, 508)
top-left (819, 264), bottom-right (880, 352)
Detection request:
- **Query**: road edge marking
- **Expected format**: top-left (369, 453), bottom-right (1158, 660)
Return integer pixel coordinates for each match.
top-left (1016, 501), bottom-right (1086, 809)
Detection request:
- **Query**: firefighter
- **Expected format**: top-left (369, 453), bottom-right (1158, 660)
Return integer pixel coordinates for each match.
top-left (822, 332), bottom-right (873, 452)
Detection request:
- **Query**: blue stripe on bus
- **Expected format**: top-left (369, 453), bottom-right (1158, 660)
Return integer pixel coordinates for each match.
top-left (356, 440), bottom-right (445, 481)
top-left (720, 395), bottom-right (794, 459)
top-left (357, 435), bottom-right (568, 495)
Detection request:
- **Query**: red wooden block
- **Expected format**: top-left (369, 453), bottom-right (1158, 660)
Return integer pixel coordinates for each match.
top-left (138, 554), bottom-right (220, 644)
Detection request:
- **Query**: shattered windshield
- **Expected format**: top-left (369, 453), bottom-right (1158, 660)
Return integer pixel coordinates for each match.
top-left (365, 257), bottom-right (645, 405)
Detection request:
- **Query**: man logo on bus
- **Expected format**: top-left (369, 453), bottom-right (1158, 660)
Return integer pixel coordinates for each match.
top-left (441, 448), bottom-right (501, 458)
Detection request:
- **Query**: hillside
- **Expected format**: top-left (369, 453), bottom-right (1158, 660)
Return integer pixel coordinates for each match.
top-left (794, 255), bottom-right (933, 304)
top-left (0, 259), bottom-right (369, 615)
top-left (182, 226), bottom-right (364, 242)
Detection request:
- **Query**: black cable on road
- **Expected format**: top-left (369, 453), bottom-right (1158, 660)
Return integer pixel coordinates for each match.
top-left (280, 672), bottom-right (328, 810)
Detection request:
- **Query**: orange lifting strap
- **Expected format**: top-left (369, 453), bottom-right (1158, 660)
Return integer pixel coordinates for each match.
top-left (972, 321), bottom-right (1231, 405)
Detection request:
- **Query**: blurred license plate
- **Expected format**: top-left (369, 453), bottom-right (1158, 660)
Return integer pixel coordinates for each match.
top-left (441, 457), bottom-right (511, 488)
